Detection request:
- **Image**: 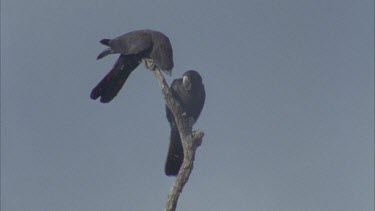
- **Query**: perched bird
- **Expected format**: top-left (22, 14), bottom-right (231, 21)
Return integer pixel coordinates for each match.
top-left (91, 29), bottom-right (174, 103)
top-left (165, 70), bottom-right (206, 176)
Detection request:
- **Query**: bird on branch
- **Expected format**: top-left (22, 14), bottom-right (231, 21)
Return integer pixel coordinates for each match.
top-left (165, 70), bottom-right (206, 176)
top-left (91, 29), bottom-right (174, 103)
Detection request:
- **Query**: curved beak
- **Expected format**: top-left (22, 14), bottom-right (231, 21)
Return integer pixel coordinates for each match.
top-left (163, 70), bottom-right (172, 76)
top-left (183, 75), bottom-right (192, 90)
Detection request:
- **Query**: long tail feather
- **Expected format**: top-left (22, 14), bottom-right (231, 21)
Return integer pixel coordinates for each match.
top-left (91, 55), bottom-right (140, 103)
top-left (165, 127), bottom-right (183, 176)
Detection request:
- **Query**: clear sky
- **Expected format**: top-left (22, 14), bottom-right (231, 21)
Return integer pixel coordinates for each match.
top-left (1, 0), bottom-right (374, 210)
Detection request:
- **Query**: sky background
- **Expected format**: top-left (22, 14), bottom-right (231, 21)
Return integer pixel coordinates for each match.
top-left (1, 0), bottom-right (374, 210)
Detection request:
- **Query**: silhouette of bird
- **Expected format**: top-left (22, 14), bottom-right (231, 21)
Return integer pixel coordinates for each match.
top-left (91, 29), bottom-right (174, 103)
top-left (165, 70), bottom-right (205, 176)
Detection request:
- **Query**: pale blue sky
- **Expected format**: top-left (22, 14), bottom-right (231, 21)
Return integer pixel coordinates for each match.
top-left (1, 0), bottom-right (374, 210)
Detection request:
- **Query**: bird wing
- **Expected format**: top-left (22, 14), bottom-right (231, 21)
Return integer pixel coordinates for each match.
top-left (111, 30), bottom-right (153, 55)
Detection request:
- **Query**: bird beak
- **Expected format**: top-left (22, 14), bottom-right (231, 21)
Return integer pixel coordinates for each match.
top-left (183, 75), bottom-right (192, 90)
top-left (163, 70), bottom-right (172, 76)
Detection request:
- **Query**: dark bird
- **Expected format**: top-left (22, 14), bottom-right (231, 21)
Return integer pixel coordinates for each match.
top-left (165, 70), bottom-right (206, 176)
top-left (91, 29), bottom-right (174, 103)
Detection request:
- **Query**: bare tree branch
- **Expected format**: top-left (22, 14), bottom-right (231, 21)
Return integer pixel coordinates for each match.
top-left (152, 68), bottom-right (204, 211)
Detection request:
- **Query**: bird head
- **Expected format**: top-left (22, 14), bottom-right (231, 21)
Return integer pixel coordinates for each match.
top-left (182, 70), bottom-right (202, 91)
top-left (162, 69), bottom-right (172, 76)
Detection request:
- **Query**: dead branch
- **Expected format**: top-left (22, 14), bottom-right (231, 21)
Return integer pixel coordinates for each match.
top-left (152, 68), bottom-right (204, 211)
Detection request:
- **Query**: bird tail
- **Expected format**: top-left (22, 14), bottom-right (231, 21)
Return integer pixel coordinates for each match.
top-left (165, 127), bottom-right (184, 176)
top-left (90, 55), bottom-right (140, 103)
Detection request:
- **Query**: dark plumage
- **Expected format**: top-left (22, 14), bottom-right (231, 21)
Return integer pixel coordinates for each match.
top-left (91, 29), bottom-right (174, 103)
top-left (165, 70), bottom-right (205, 176)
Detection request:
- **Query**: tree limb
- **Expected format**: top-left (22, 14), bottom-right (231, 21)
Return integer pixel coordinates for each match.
top-left (152, 68), bottom-right (204, 211)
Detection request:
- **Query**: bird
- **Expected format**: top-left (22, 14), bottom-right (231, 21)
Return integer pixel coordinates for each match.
top-left (90, 29), bottom-right (174, 103)
top-left (165, 70), bottom-right (206, 176)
